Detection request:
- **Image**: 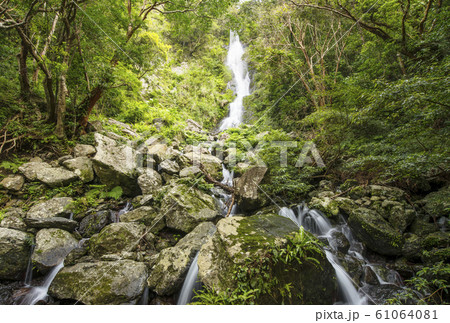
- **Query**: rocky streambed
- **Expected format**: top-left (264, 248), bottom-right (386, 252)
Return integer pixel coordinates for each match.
top-left (0, 120), bottom-right (448, 305)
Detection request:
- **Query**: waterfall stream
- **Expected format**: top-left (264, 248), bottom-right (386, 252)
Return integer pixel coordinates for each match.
top-left (20, 262), bottom-right (64, 305)
top-left (177, 253), bottom-right (201, 305)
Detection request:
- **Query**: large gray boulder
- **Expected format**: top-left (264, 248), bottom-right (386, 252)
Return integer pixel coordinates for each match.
top-left (197, 214), bottom-right (337, 304)
top-left (0, 175), bottom-right (24, 192)
top-left (137, 169), bottom-right (162, 195)
top-left (92, 133), bottom-right (140, 196)
top-left (159, 159), bottom-right (180, 175)
top-left (235, 166), bottom-right (268, 212)
top-left (0, 228), bottom-right (32, 280)
top-left (120, 206), bottom-right (164, 233)
top-left (49, 260), bottom-right (147, 304)
top-left (19, 161), bottom-right (78, 187)
top-left (348, 207), bottom-right (404, 256)
top-left (27, 197), bottom-right (74, 219)
top-left (32, 229), bottom-right (78, 273)
top-left (62, 157), bottom-right (94, 183)
top-left (161, 183), bottom-right (219, 233)
top-left (88, 223), bottom-right (145, 258)
top-left (147, 222), bottom-right (216, 295)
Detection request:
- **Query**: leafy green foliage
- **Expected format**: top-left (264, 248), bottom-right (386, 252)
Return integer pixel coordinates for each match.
top-left (386, 262), bottom-right (450, 305)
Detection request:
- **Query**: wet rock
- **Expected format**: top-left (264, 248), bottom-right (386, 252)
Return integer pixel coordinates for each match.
top-left (388, 207), bottom-right (416, 233)
top-left (78, 210), bottom-right (111, 238)
top-left (421, 247), bottom-right (450, 264)
top-left (235, 166), bottom-right (268, 212)
top-left (329, 230), bottom-right (350, 254)
top-left (62, 157), bottom-right (95, 183)
top-left (64, 246), bottom-right (89, 266)
top-left (410, 217), bottom-right (437, 236)
top-left (32, 228), bottom-right (78, 273)
top-left (88, 223), bottom-right (145, 258)
top-left (147, 222), bottom-right (216, 295)
top-left (0, 175), bottom-right (24, 192)
top-left (161, 183), bottom-right (219, 233)
top-left (361, 284), bottom-right (404, 305)
top-left (74, 144), bottom-right (96, 157)
top-left (137, 169), bottom-right (162, 195)
top-left (179, 166), bottom-right (201, 178)
top-left (92, 133), bottom-right (140, 196)
top-left (348, 207), bottom-right (404, 256)
top-left (120, 206), bottom-right (164, 233)
top-left (0, 215), bottom-right (27, 231)
top-left (0, 228), bottom-right (32, 280)
top-left (24, 217), bottom-right (78, 232)
top-left (402, 234), bottom-right (422, 262)
top-left (27, 197), bottom-right (74, 219)
top-left (49, 260), bottom-right (147, 304)
top-left (197, 214), bottom-right (337, 304)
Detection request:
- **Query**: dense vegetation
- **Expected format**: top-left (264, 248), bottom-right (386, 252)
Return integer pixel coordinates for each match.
top-left (0, 0), bottom-right (448, 306)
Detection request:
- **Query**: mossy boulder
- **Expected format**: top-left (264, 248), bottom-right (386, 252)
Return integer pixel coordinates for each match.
top-left (89, 223), bottom-right (145, 258)
top-left (49, 260), bottom-right (147, 304)
top-left (27, 197), bottom-right (74, 220)
top-left (147, 222), bottom-right (216, 295)
top-left (137, 169), bottom-right (162, 195)
top-left (0, 228), bottom-right (33, 280)
top-left (161, 183), bottom-right (219, 233)
top-left (421, 186), bottom-right (450, 218)
top-left (32, 228), bottom-right (78, 273)
top-left (120, 206), bottom-right (164, 233)
top-left (197, 214), bottom-right (337, 304)
top-left (92, 133), bottom-right (140, 196)
top-left (19, 161), bottom-right (78, 187)
top-left (62, 157), bottom-right (95, 183)
top-left (179, 152), bottom-right (222, 179)
top-left (348, 207), bottom-right (404, 256)
top-left (78, 210), bottom-right (111, 238)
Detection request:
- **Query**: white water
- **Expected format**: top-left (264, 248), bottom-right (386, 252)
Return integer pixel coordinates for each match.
top-left (278, 206), bottom-right (365, 305)
top-left (21, 262), bottom-right (64, 305)
top-left (219, 31), bottom-right (250, 131)
top-left (325, 251), bottom-right (365, 305)
top-left (177, 253), bottom-right (200, 305)
top-left (24, 245), bottom-right (35, 287)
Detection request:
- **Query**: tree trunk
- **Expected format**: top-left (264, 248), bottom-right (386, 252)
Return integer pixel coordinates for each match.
top-left (44, 75), bottom-right (57, 123)
top-left (17, 38), bottom-right (31, 101)
top-left (78, 85), bottom-right (105, 129)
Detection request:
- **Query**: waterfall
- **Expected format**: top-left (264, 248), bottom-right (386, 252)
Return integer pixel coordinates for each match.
top-left (177, 253), bottom-right (200, 305)
top-left (325, 251), bottom-right (365, 305)
top-left (21, 262), bottom-right (64, 305)
top-left (112, 202), bottom-right (132, 223)
top-left (24, 245), bottom-right (35, 287)
top-left (219, 30), bottom-right (250, 131)
top-left (278, 206), bottom-right (365, 305)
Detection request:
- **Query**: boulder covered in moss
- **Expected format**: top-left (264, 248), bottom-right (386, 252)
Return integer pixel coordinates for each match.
top-left (32, 228), bottom-right (78, 273)
top-left (92, 133), bottom-right (140, 196)
top-left (27, 197), bottom-right (73, 220)
top-left (147, 222), bottom-right (216, 295)
top-left (422, 186), bottom-right (450, 218)
top-left (161, 183), bottom-right (219, 233)
top-left (197, 214), bottom-right (337, 304)
top-left (62, 157), bottom-right (95, 183)
top-left (0, 228), bottom-right (32, 280)
top-left (348, 207), bottom-right (404, 256)
top-left (89, 223), bottom-right (145, 258)
top-left (120, 206), bottom-right (164, 233)
top-left (49, 260), bottom-right (147, 304)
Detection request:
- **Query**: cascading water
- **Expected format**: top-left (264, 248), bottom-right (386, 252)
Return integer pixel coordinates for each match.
top-left (279, 205), bottom-right (405, 305)
top-left (24, 245), bottom-right (35, 287)
top-left (20, 262), bottom-right (64, 305)
top-left (279, 206), bottom-right (365, 305)
top-left (219, 31), bottom-right (250, 131)
top-left (111, 202), bottom-right (133, 223)
top-left (178, 30), bottom-right (249, 305)
top-left (177, 253), bottom-right (201, 305)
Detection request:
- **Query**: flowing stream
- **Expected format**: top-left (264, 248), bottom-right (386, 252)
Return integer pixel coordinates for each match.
top-left (20, 262), bottom-right (64, 305)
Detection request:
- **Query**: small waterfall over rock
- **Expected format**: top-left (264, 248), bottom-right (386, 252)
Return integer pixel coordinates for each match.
top-left (177, 253), bottom-right (201, 305)
top-left (219, 31), bottom-right (250, 131)
top-left (279, 205), bottom-right (405, 305)
top-left (20, 262), bottom-right (64, 305)
top-left (24, 245), bottom-right (35, 287)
